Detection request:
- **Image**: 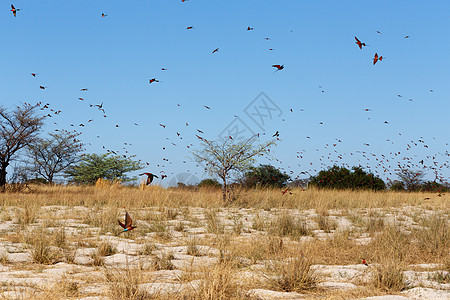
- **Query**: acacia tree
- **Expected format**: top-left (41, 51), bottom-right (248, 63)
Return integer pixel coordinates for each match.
top-left (192, 135), bottom-right (276, 203)
top-left (25, 131), bottom-right (84, 183)
top-left (65, 153), bottom-right (143, 184)
top-left (395, 167), bottom-right (425, 191)
top-left (0, 103), bottom-right (45, 192)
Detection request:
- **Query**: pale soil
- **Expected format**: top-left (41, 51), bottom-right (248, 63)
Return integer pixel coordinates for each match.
top-left (0, 204), bottom-right (448, 299)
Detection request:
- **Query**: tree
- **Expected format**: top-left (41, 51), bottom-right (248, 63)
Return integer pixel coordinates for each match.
top-left (309, 166), bottom-right (385, 191)
top-left (64, 153), bottom-right (143, 185)
top-left (389, 180), bottom-right (406, 191)
top-left (25, 131), bottom-right (84, 183)
top-left (395, 168), bottom-right (425, 191)
top-left (192, 135), bottom-right (276, 203)
top-left (241, 164), bottom-right (290, 188)
top-left (0, 103), bottom-right (45, 192)
top-left (197, 178), bottom-right (222, 189)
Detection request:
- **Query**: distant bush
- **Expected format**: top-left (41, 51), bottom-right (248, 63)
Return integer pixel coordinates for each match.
top-left (240, 164), bottom-right (290, 188)
top-left (389, 181), bottom-right (405, 191)
top-left (25, 178), bottom-right (48, 185)
top-left (197, 178), bottom-right (222, 189)
top-left (420, 181), bottom-right (449, 192)
top-left (309, 166), bottom-right (385, 191)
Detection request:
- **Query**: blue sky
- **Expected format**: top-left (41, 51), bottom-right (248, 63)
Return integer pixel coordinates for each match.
top-left (1, 1), bottom-right (450, 185)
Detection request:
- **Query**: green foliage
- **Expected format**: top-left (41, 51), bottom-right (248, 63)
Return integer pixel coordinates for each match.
top-left (420, 181), bottom-right (449, 192)
top-left (197, 178), bottom-right (222, 189)
top-left (309, 166), bottom-right (386, 191)
top-left (64, 153), bottom-right (143, 185)
top-left (389, 181), bottom-right (405, 191)
top-left (241, 164), bottom-right (290, 188)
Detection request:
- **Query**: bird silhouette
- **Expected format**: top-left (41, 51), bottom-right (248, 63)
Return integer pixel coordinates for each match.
top-left (118, 212), bottom-right (136, 233)
top-left (354, 36), bottom-right (366, 49)
top-left (272, 64), bottom-right (284, 71)
top-left (373, 53), bottom-right (383, 65)
top-left (11, 4), bottom-right (20, 17)
top-left (139, 172), bottom-right (159, 185)
top-left (212, 48), bottom-right (219, 54)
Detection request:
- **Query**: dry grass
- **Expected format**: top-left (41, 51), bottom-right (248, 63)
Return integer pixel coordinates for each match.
top-left (191, 260), bottom-right (241, 300)
top-left (269, 211), bottom-right (311, 238)
top-left (0, 185), bottom-right (445, 210)
top-left (104, 266), bottom-right (149, 300)
top-left (0, 185), bottom-right (447, 299)
top-left (371, 258), bottom-right (406, 292)
top-left (265, 253), bottom-right (318, 293)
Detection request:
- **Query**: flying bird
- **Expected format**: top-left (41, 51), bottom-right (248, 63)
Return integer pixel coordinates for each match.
top-left (203, 105), bottom-right (211, 109)
top-left (354, 36), bottom-right (366, 49)
top-left (186, 26), bottom-right (193, 30)
top-left (272, 64), bottom-right (284, 71)
top-left (11, 4), bottom-right (20, 17)
top-left (149, 78), bottom-right (160, 84)
top-left (273, 131), bottom-right (280, 137)
top-left (39, 86), bottom-right (47, 90)
top-left (373, 53), bottom-right (383, 65)
top-left (139, 172), bottom-right (159, 185)
top-left (247, 26), bottom-right (254, 30)
top-left (118, 212), bottom-right (136, 233)
top-left (212, 48), bottom-right (219, 54)
top-left (31, 73), bottom-right (36, 77)
top-left (102, 13), bottom-right (107, 17)
top-left (81, 88), bottom-right (88, 91)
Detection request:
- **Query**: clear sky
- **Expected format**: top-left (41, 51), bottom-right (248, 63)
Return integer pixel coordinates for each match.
top-left (2, 1), bottom-right (450, 186)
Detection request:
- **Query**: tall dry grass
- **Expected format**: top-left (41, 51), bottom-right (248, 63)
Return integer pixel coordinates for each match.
top-left (1, 184), bottom-right (446, 211)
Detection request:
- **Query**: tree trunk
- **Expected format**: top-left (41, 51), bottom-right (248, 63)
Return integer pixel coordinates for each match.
top-left (0, 163), bottom-right (7, 193)
top-left (222, 178), bottom-right (227, 203)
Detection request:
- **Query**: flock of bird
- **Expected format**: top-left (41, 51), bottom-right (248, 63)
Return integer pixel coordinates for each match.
top-left (7, 2), bottom-right (449, 188)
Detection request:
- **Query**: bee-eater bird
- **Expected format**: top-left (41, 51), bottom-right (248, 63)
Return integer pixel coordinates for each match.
top-left (139, 172), bottom-right (159, 185)
top-left (11, 4), bottom-right (20, 17)
top-left (118, 212), bottom-right (136, 232)
top-left (272, 64), bottom-right (284, 71)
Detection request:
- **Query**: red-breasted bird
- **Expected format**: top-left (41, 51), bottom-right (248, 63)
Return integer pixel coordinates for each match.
top-left (118, 212), bottom-right (136, 233)
top-left (139, 172), bottom-right (159, 185)
top-left (362, 258), bottom-right (368, 266)
top-left (149, 78), bottom-right (160, 84)
top-left (354, 36), bottom-right (366, 49)
top-left (247, 26), bottom-right (254, 30)
top-left (272, 64), bottom-right (284, 71)
top-left (373, 53), bottom-right (383, 65)
top-left (102, 13), bottom-right (107, 17)
top-left (11, 4), bottom-right (20, 17)
top-left (31, 73), bottom-right (36, 77)
top-left (186, 26), bottom-right (193, 30)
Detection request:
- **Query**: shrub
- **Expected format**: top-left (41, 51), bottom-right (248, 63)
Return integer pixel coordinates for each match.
top-left (389, 181), bottom-right (405, 191)
top-left (309, 166), bottom-right (385, 190)
top-left (241, 164), bottom-right (290, 188)
top-left (420, 181), bottom-right (449, 192)
top-left (197, 178), bottom-right (222, 189)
